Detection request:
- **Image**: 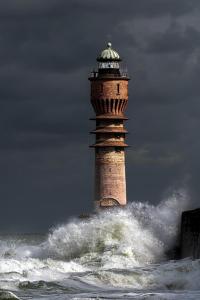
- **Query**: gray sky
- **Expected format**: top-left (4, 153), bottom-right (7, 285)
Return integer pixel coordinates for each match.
top-left (1, 0), bottom-right (200, 232)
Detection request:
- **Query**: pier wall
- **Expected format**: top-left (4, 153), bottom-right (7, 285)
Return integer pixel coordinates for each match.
top-left (181, 209), bottom-right (200, 259)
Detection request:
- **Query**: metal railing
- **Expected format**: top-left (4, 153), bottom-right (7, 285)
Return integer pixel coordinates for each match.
top-left (89, 68), bottom-right (129, 78)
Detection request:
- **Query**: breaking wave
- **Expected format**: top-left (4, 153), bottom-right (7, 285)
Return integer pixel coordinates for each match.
top-left (1, 189), bottom-right (200, 299)
top-left (46, 190), bottom-right (188, 267)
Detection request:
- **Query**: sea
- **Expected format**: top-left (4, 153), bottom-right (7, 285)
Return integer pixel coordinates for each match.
top-left (0, 191), bottom-right (200, 300)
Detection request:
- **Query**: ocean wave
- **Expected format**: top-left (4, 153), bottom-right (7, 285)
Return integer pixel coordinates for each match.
top-left (0, 290), bottom-right (20, 299)
top-left (1, 189), bottom-right (200, 297)
top-left (46, 190), bottom-right (188, 268)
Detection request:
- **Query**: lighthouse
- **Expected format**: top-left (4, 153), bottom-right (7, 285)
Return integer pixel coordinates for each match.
top-left (89, 43), bottom-right (130, 209)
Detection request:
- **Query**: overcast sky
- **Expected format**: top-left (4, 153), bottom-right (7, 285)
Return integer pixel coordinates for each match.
top-left (1, 0), bottom-right (200, 232)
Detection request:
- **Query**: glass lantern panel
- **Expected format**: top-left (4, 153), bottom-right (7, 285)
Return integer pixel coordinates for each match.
top-left (98, 62), bottom-right (119, 69)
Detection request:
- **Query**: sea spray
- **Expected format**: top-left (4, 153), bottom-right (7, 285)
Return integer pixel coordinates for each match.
top-left (46, 189), bottom-right (189, 267)
top-left (1, 189), bottom-right (199, 299)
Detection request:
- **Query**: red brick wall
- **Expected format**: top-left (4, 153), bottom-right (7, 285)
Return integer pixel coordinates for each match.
top-left (91, 79), bottom-right (128, 100)
top-left (95, 148), bottom-right (126, 206)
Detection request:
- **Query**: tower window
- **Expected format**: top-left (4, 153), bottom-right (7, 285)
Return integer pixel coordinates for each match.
top-left (100, 83), bottom-right (103, 93)
top-left (115, 134), bottom-right (121, 139)
top-left (115, 120), bottom-right (121, 126)
top-left (117, 83), bottom-right (120, 94)
top-left (115, 147), bottom-right (122, 153)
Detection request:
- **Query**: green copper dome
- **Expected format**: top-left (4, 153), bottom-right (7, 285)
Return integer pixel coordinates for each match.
top-left (97, 42), bottom-right (121, 62)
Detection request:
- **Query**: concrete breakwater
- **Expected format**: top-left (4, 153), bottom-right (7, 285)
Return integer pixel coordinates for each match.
top-left (181, 208), bottom-right (200, 259)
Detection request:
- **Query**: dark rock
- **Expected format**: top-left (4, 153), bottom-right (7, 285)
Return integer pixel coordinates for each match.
top-left (180, 208), bottom-right (200, 258)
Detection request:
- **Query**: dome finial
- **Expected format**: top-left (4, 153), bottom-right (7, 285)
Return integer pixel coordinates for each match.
top-left (97, 42), bottom-right (121, 61)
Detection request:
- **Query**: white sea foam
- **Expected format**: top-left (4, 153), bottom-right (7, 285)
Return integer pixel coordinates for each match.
top-left (46, 189), bottom-right (189, 268)
top-left (1, 189), bottom-right (200, 298)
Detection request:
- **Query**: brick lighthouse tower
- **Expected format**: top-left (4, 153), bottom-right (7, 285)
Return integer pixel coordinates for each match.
top-left (89, 42), bottom-right (129, 209)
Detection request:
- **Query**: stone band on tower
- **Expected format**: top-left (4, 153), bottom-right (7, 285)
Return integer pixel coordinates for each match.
top-left (89, 43), bottom-right (130, 209)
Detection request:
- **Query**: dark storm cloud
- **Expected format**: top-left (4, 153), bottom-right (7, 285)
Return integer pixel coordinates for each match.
top-left (145, 23), bottom-right (200, 54)
top-left (0, 0), bottom-right (199, 18)
top-left (1, 0), bottom-right (200, 232)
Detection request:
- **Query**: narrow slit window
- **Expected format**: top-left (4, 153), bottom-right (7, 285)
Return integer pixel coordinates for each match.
top-left (100, 83), bottom-right (103, 93)
top-left (117, 83), bottom-right (120, 94)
